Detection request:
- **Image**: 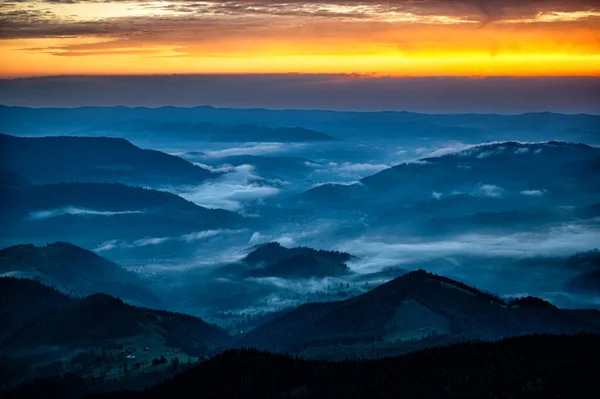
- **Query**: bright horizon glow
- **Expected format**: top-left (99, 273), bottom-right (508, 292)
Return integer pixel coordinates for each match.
top-left (1, 1), bottom-right (600, 77)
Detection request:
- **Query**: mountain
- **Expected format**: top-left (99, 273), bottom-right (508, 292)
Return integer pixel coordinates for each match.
top-left (215, 242), bottom-right (354, 279)
top-left (0, 134), bottom-right (214, 186)
top-left (0, 277), bottom-right (230, 389)
top-left (0, 170), bottom-right (30, 225)
top-left (0, 277), bottom-right (74, 343)
top-left (0, 242), bottom-right (158, 306)
top-left (565, 250), bottom-right (600, 293)
top-left (0, 182), bottom-right (245, 244)
top-left (0, 169), bottom-right (30, 191)
top-left (90, 120), bottom-right (335, 142)
top-left (297, 141), bottom-right (600, 212)
top-left (9, 334), bottom-right (600, 399)
top-left (238, 270), bottom-right (600, 353)
top-left (2, 106), bottom-right (599, 144)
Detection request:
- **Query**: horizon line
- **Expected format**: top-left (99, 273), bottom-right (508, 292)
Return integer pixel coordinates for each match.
top-left (1, 103), bottom-right (599, 117)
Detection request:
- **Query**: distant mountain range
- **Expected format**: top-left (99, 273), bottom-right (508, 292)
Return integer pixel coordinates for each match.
top-left (2, 105), bottom-right (599, 144)
top-left (0, 242), bottom-right (158, 306)
top-left (89, 120), bottom-right (335, 142)
top-left (0, 134), bottom-right (214, 187)
top-left (238, 269), bottom-right (600, 353)
top-left (214, 242), bottom-right (355, 279)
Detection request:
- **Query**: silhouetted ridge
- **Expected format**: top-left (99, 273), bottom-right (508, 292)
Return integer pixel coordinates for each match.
top-left (508, 296), bottom-right (557, 309)
top-left (0, 277), bottom-right (230, 355)
top-left (238, 269), bottom-right (600, 353)
top-left (377, 269), bottom-right (505, 305)
top-left (0, 276), bottom-right (75, 343)
top-left (15, 334), bottom-right (599, 399)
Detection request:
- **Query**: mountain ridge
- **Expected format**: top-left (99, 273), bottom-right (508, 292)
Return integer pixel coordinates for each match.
top-left (0, 134), bottom-right (214, 187)
top-left (0, 242), bottom-right (159, 306)
top-left (237, 269), bottom-right (600, 353)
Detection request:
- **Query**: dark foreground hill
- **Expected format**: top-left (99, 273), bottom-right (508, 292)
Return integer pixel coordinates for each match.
top-left (0, 134), bottom-right (213, 187)
top-left (238, 270), bottom-right (600, 353)
top-left (4, 334), bottom-right (600, 399)
top-left (0, 277), bottom-right (230, 390)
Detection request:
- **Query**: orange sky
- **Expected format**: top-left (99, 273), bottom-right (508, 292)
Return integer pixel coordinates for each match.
top-left (1, 1), bottom-right (600, 77)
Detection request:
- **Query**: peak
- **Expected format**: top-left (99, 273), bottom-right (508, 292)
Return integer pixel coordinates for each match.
top-left (45, 242), bottom-right (94, 254)
top-left (46, 241), bottom-right (80, 248)
top-left (383, 269), bottom-right (505, 305)
top-left (247, 242), bottom-right (285, 252)
top-left (1, 243), bottom-right (36, 252)
top-left (402, 269), bottom-right (430, 279)
top-left (262, 242), bottom-right (285, 249)
top-left (508, 296), bottom-right (557, 309)
top-left (83, 293), bottom-right (124, 306)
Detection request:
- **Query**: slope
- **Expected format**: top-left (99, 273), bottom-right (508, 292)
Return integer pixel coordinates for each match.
top-left (0, 134), bottom-right (214, 187)
top-left (238, 270), bottom-right (600, 352)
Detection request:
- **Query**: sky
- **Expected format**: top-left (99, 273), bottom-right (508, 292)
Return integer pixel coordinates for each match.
top-left (1, 0), bottom-right (600, 77)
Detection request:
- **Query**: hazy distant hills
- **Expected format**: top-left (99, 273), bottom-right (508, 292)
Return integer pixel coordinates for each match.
top-left (2, 106), bottom-right (599, 144)
top-left (298, 142), bottom-right (600, 212)
top-left (0, 181), bottom-right (245, 244)
top-left (0, 134), bottom-right (214, 186)
top-left (214, 242), bottom-right (354, 279)
top-left (0, 242), bottom-right (158, 307)
top-left (89, 120), bottom-right (335, 142)
top-left (375, 197), bottom-right (600, 235)
top-left (362, 141), bottom-right (598, 194)
top-left (238, 270), bottom-right (600, 353)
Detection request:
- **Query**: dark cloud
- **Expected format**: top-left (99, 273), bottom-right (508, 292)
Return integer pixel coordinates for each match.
top-left (0, 75), bottom-right (598, 114)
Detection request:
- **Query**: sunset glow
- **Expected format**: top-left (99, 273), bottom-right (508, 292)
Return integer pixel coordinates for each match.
top-left (1, 1), bottom-right (600, 77)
